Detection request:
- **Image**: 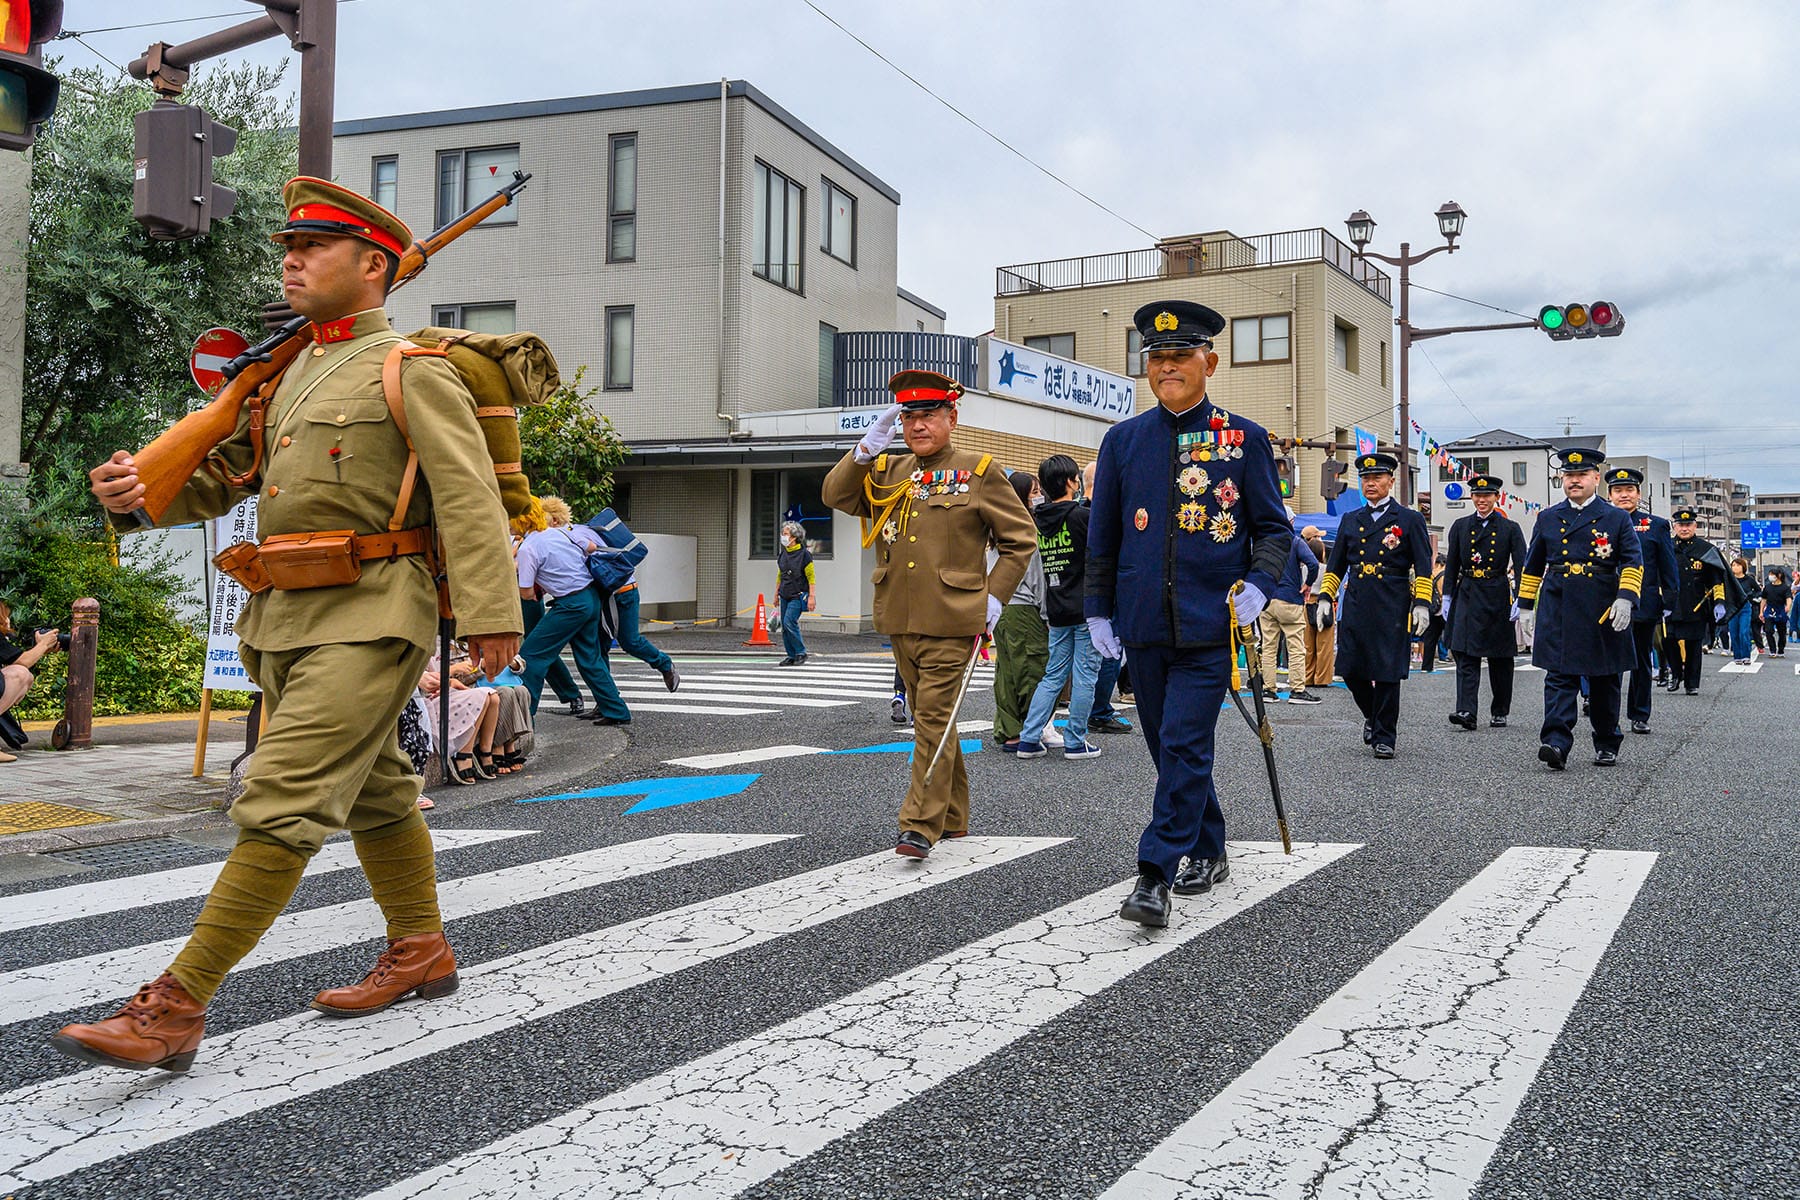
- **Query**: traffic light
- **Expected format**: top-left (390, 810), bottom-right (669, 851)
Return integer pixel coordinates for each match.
top-left (1539, 301), bottom-right (1624, 341)
top-left (1275, 453), bottom-right (1296, 499)
top-left (0, 0), bottom-right (63, 152)
top-left (1320, 458), bottom-right (1348, 500)
top-left (133, 100), bottom-right (238, 240)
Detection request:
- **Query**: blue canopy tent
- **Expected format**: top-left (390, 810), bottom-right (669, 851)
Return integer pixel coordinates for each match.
top-left (1291, 512), bottom-right (1343, 542)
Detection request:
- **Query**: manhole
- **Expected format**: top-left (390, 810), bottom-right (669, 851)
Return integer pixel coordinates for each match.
top-left (43, 838), bottom-right (218, 870)
top-left (0, 801), bottom-right (117, 837)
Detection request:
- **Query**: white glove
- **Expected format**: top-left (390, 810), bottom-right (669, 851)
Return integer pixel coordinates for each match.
top-left (1608, 598), bottom-right (1634, 631)
top-left (1509, 601), bottom-right (1521, 622)
top-left (1661, 610), bottom-right (1672, 622)
top-left (1713, 603), bottom-right (1726, 621)
top-left (986, 594), bottom-right (1003, 634)
top-left (1087, 616), bottom-right (1122, 660)
top-left (854, 403), bottom-right (904, 463)
top-left (1231, 582), bottom-right (1267, 628)
top-left (1410, 605), bottom-right (1430, 636)
top-left (1440, 596), bottom-right (1451, 619)
top-left (1312, 602), bottom-right (1334, 631)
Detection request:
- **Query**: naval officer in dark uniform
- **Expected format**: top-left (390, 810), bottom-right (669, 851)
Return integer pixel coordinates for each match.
top-left (1517, 447), bottom-right (1643, 769)
top-left (1086, 301), bottom-right (1291, 927)
top-left (1442, 474), bottom-right (1527, 730)
top-left (1664, 506), bottom-right (1728, 695)
top-left (1314, 452), bottom-right (1433, 758)
top-left (1605, 466), bottom-right (1678, 732)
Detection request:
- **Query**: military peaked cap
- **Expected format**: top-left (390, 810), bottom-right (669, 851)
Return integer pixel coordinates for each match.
top-left (1133, 300), bottom-right (1226, 351)
top-left (1468, 474), bottom-right (1503, 494)
top-left (273, 176), bottom-right (413, 261)
top-left (1551, 446), bottom-right (1605, 472)
top-left (1671, 507), bottom-right (1700, 523)
top-left (888, 369), bottom-right (963, 411)
top-left (1605, 466), bottom-right (1645, 488)
top-left (1356, 451), bottom-right (1399, 475)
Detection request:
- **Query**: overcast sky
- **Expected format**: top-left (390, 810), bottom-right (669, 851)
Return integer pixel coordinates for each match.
top-left (57, 0), bottom-right (1800, 493)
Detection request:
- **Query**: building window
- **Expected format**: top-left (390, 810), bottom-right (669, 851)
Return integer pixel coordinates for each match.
top-left (916, 319), bottom-right (925, 332)
top-left (1231, 314), bottom-right (1290, 365)
top-left (822, 178), bottom-right (856, 266)
top-left (1438, 456), bottom-right (1490, 483)
top-left (1380, 340), bottom-right (1390, 388)
top-left (436, 145), bottom-right (520, 228)
top-left (610, 481), bottom-right (631, 522)
top-left (1513, 461), bottom-right (1528, 487)
top-left (1126, 329), bottom-right (1145, 376)
top-left (1026, 333), bottom-right (1075, 358)
top-left (1333, 320), bottom-right (1359, 372)
top-left (818, 322), bottom-right (837, 409)
top-left (604, 306), bottom-right (634, 390)
top-left (431, 302), bottom-right (516, 334)
top-left (750, 468), bottom-right (834, 559)
top-left (753, 161), bottom-right (804, 293)
top-left (608, 133), bottom-right (636, 263)
top-left (371, 156), bottom-right (397, 210)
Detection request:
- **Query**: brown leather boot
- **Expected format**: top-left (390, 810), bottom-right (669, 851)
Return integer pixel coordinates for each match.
top-left (51, 972), bottom-right (206, 1072)
top-left (310, 931), bottom-right (458, 1018)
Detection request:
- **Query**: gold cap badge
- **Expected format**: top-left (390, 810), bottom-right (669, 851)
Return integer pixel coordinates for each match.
top-left (1153, 311), bottom-right (1178, 332)
top-left (1568, 452), bottom-right (1583, 463)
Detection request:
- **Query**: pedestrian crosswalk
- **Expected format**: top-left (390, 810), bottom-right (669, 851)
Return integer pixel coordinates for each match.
top-left (0, 823), bottom-right (1659, 1198)
top-left (561, 653), bottom-right (995, 717)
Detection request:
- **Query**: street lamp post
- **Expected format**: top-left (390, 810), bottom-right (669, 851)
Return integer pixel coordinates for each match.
top-left (1345, 201), bottom-right (1468, 506)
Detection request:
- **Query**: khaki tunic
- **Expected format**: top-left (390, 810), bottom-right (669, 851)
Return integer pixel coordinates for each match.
top-left (823, 442), bottom-right (1036, 841)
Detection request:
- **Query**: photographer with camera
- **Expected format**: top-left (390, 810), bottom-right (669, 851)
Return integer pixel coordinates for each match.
top-left (0, 600), bottom-right (64, 763)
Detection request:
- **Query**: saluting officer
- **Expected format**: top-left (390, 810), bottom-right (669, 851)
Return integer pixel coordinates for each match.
top-left (1086, 301), bottom-right (1291, 927)
top-left (1517, 447), bottom-right (1643, 769)
top-left (1664, 506), bottom-right (1728, 695)
top-left (1442, 474), bottom-right (1528, 730)
top-left (823, 370), bottom-right (1037, 858)
top-left (1604, 466), bottom-right (1679, 732)
top-left (70, 178), bottom-right (522, 1070)
top-left (1314, 452), bottom-right (1433, 758)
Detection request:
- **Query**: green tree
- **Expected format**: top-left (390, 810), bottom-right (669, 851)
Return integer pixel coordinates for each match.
top-left (24, 60), bottom-right (299, 483)
top-left (519, 366), bottom-right (631, 520)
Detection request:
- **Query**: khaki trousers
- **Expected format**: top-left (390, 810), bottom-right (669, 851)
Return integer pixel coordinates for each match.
top-left (235, 638), bottom-right (431, 854)
top-left (1303, 618), bottom-right (1337, 687)
top-left (889, 633), bottom-right (974, 842)
top-left (1259, 600), bottom-right (1308, 689)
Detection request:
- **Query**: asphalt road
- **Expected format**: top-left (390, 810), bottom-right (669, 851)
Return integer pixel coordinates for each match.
top-left (1, 647), bottom-right (1795, 1199)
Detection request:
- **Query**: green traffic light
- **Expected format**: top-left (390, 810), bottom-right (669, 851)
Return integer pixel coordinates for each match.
top-left (1539, 306), bottom-right (1565, 330)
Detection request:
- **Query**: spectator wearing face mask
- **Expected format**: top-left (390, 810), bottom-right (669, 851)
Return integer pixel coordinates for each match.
top-left (774, 521), bottom-right (817, 666)
top-left (991, 471), bottom-right (1049, 750)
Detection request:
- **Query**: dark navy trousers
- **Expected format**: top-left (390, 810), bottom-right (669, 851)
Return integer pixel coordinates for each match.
top-left (1128, 643), bottom-right (1231, 885)
top-left (1626, 621), bottom-right (1659, 724)
top-left (1542, 671), bottom-right (1622, 754)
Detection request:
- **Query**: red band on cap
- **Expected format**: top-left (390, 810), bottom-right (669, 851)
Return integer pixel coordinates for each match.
top-left (286, 203), bottom-right (405, 258)
top-left (895, 387), bottom-right (956, 404)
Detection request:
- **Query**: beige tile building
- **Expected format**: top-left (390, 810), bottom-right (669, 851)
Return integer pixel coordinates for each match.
top-left (994, 230), bottom-right (1396, 509)
top-left (1670, 476), bottom-right (1752, 544)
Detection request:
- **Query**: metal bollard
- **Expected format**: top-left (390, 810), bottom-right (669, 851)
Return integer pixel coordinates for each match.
top-left (51, 597), bottom-right (99, 750)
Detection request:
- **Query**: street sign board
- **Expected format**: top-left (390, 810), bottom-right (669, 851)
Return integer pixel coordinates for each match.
top-left (1740, 518), bottom-right (1783, 550)
top-left (190, 326), bottom-right (250, 396)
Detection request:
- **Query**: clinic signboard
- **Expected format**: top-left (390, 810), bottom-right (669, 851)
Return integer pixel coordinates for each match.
top-left (982, 337), bottom-right (1135, 421)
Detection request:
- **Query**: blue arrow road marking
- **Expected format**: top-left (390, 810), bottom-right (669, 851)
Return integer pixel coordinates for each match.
top-left (827, 738), bottom-right (986, 757)
top-left (519, 773), bottom-right (762, 815)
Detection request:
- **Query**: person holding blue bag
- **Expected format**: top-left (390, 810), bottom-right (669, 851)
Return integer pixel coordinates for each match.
top-left (581, 506), bottom-right (680, 694)
top-left (515, 496), bottom-right (633, 725)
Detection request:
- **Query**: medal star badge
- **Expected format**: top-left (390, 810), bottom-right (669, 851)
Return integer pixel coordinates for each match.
top-left (1213, 479), bottom-right (1239, 509)
top-left (1134, 508), bottom-right (1149, 531)
top-left (881, 520), bottom-right (899, 544)
top-left (1382, 526), bottom-right (1402, 550)
top-left (1177, 465), bottom-right (1209, 497)
top-left (1178, 500), bottom-right (1206, 533)
top-left (1208, 511), bottom-right (1237, 543)
top-left (1592, 531), bottom-right (1613, 559)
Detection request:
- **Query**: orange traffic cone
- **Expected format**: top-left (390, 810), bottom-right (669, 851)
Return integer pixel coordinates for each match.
top-left (743, 593), bottom-right (774, 647)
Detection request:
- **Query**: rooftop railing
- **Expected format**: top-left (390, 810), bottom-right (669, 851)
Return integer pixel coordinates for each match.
top-left (996, 228), bottom-right (1392, 303)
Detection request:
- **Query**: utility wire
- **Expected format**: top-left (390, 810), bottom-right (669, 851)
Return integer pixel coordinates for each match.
top-left (61, 32), bottom-right (148, 84)
top-left (60, 0), bottom-right (366, 38)
top-left (1408, 283), bottom-right (1536, 322)
top-left (1415, 344), bottom-right (1488, 431)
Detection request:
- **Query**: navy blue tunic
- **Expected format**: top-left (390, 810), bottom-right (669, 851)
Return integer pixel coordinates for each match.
top-left (1626, 509), bottom-right (1679, 621)
top-left (1321, 502), bottom-right (1434, 682)
top-left (1442, 511), bottom-right (1527, 659)
top-left (1519, 498), bottom-right (1644, 676)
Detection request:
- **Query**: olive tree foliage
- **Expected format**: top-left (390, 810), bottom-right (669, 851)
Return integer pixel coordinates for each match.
top-left (519, 366), bottom-right (632, 521)
top-left (23, 60), bottom-right (299, 493)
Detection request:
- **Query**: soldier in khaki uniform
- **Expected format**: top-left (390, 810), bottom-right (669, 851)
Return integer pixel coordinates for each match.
top-left (823, 370), bottom-right (1037, 858)
top-left (62, 178), bottom-right (522, 1072)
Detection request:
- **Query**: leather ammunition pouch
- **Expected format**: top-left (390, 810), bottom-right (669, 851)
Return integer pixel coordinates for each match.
top-left (213, 526), bottom-right (431, 593)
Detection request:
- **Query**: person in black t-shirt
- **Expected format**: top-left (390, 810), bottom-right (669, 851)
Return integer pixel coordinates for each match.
top-left (1, 601), bottom-right (63, 762)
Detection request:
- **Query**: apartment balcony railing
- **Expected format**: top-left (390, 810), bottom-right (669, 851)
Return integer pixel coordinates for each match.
top-left (996, 228), bottom-right (1393, 304)
top-left (832, 332), bottom-right (980, 410)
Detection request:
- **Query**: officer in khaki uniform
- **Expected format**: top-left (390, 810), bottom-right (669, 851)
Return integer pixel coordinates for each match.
top-left (823, 370), bottom-right (1037, 858)
top-left (64, 178), bottom-right (522, 1072)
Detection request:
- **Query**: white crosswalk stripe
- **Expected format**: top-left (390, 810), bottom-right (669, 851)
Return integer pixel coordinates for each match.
top-left (556, 654), bottom-right (993, 717)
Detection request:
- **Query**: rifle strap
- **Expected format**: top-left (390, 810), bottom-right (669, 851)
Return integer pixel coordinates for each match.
top-left (380, 341), bottom-right (451, 533)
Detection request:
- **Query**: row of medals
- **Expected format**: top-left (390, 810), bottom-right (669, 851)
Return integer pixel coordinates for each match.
top-left (1174, 429), bottom-right (1241, 542)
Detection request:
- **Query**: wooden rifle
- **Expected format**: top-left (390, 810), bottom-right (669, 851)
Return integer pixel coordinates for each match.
top-left (125, 170), bottom-right (534, 528)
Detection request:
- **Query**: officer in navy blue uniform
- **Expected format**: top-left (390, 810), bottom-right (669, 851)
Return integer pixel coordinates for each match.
top-left (1087, 300), bottom-right (1291, 927)
top-left (1604, 466), bottom-right (1678, 733)
top-left (1314, 452), bottom-right (1433, 758)
top-left (1517, 447), bottom-right (1644, 769)
top-left (1442, 474), bottom-right (1528, 730)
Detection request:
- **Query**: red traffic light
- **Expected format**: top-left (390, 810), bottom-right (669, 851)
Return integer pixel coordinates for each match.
top-left (1590, 300), bottom-right (1624, 336)
top-left (0, 0), bottom-right (62, 152)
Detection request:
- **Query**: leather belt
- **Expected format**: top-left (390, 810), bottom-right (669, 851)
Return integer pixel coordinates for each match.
top-left (1550, 562), bottom-right (1613, 577)
top-left (613, 581), bottom-right (637, 596)
top-left (354, 527), bottom-right (431, 561)
top-left (1357, 563), bottom-right (1395, 578)
top-left (1470, 568), bottom-right (1491, 578)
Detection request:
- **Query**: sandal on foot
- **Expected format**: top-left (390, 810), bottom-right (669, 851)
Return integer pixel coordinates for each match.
top-left (473, 750), bottom-right (499, 780)
top-left (417, 796), bottom-right (436, 810)
top-left (449, 753), bottom-right (482, 784)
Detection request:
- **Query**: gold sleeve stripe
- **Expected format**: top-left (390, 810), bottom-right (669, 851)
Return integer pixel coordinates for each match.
top-left (1319, 572), bottom-right (1341, 600)
top-left (1518, 574), bottom-right (1543, 602)
top-left (1710, 582), bottom-right (1725, 601)
top-left (1411, 577), bottom-right (1434, 601)
top-left (1619, 566), bottom-right (1644, 597)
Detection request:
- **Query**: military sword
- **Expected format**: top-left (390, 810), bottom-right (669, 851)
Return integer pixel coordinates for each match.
top-left (922, 636), bottom-right (984, 788)
top-left (1226, 583), bottom-right (1292, 854)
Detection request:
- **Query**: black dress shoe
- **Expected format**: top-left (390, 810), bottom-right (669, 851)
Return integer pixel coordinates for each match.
top-left (1172, 854), bottom-right (1229, 896)
top-left (1538, 743), bottom-right (1568, 771)
top-left (895, 831), bottom-right (931, 859)
top-left (661, 666), bottom-right (681, 693)
top-left (1362, 720), bottom-right (1374, 745)
top-left (1119, 873), bottom-right (1170, 927)
top-left (775, 657), bottom-right (798, 667)
top-left (1685, 688), bottom-right (1699, 695)
top-left (1630, 720), bottom-right (1651, 734)
top-left (1594, 748), bottom-right (1619, 766)
top-left (1448, 711), bottom-right (1477, 731)
top-left (559, 699), bottom-right (587, 717)
top-left (1489, 716), bottom-right (1508, 728)
top-left (590, 715), bottom-right (632, 727)
top-left (1371, 743), bottom-right (1395, 759)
